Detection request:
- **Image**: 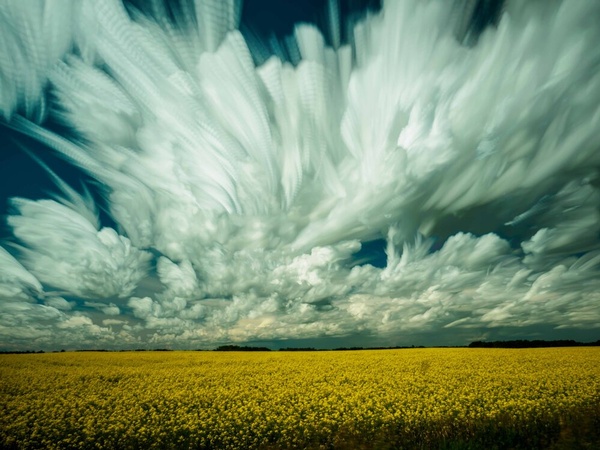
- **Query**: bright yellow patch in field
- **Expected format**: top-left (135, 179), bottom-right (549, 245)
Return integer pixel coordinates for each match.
top-left (1, 348), bottom-right (598, 449)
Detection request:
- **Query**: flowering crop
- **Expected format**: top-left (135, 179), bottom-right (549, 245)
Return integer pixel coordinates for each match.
top-left (1, 348), bottom-right (598, 449)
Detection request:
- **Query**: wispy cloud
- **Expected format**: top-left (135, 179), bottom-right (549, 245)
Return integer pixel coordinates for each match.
top-left (1, 0), bottom-right (599, 349)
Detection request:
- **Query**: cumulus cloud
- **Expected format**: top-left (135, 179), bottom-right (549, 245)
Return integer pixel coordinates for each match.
top-left (0, 301), bottom-right (63, 343)
top-left (85, 301), bottom-right (121, 316)
top-left (8, 198), bottom-right (152, 299)
top-left (0, 0), bottom-right (599, 349)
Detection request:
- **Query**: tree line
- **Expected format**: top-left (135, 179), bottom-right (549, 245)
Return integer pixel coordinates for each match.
top-left (468, 339), bottom-right (600, 348)
top-left (2, 340), bottom-right (598, 354)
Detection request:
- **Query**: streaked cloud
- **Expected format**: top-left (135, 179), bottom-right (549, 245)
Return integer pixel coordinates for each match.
top-left (0, 0), bottom-right (598, 350)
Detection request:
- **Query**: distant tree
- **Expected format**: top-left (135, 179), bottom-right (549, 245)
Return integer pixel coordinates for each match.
top-left (468, 339), bottom-right (597, 348)
top-left (214, 345), bottom-right (271, 352)
top-left (333, 347), bottom-right (364, 351)
top-left (279, 347), bottom-right (317, 352)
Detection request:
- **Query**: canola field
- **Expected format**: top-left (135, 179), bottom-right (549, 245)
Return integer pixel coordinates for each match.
top-left (1, 348), bottom-right (599, 449)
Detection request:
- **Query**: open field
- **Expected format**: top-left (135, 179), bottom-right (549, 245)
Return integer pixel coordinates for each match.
top-left (1, 348), bottom-right (599, 449)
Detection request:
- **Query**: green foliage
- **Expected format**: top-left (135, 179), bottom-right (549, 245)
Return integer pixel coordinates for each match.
top-left (214, 345), bottom-right (271, 351)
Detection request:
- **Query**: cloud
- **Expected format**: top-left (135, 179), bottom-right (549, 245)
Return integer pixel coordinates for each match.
top-left (85, 301), bottom-right (121, 316)
top-left (1, 0), bottom-right (599, 349)
top-left (0, 302), bottom-right (63, 342)
top-left (128, 297), bottom-right (159, 320)
top-left (156, 256), bottom-right (200, 302)
top-left (0, 0), bottom-right (75, 121)
top-left (114, 232), bottom-right (600, 347)
top-left (519, 179), bottom-right (600, 267)
top-left (45, 297), bottom-right (73, 311)
top-left (0, 246), bottom-right (42, 301)
top-left (8, 198), bottom-right (152, 299)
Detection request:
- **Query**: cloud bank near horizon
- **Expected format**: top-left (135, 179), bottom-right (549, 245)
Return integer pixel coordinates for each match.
top-left (1, 0), bottom-right (599, 350)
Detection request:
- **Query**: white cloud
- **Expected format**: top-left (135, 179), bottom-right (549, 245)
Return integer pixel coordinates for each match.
top-left (1, 0), bottom-right (599, 349)
top-left (0, 246), bottom-right (42, 301)
top-left (45, 297), bottom-right (73, 311)
top-left (0, 0), bottom-right (75, 121)
top-left (8, 198), bottom-right (152, 299)
top-left (85, 301), bottom-right (121, 316)
top-left (128, 297), bottom-right (160, 320)
top-left (57, 315), bottom-right (95, 329)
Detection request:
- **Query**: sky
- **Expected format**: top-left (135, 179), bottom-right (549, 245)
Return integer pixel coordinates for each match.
top-left (0, 0), bottom-right (599, 351)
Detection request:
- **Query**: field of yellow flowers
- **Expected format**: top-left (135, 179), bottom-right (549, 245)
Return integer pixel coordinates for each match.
top-left (1, 348), bottom-right (599, 449)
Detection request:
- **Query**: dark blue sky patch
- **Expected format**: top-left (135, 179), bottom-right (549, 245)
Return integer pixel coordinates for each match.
top-left (351, 238), bottom-right (387, 268)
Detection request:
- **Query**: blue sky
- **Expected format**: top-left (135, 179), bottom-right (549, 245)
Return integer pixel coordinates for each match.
top-left (1, 0), bottom-right (599, 350)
